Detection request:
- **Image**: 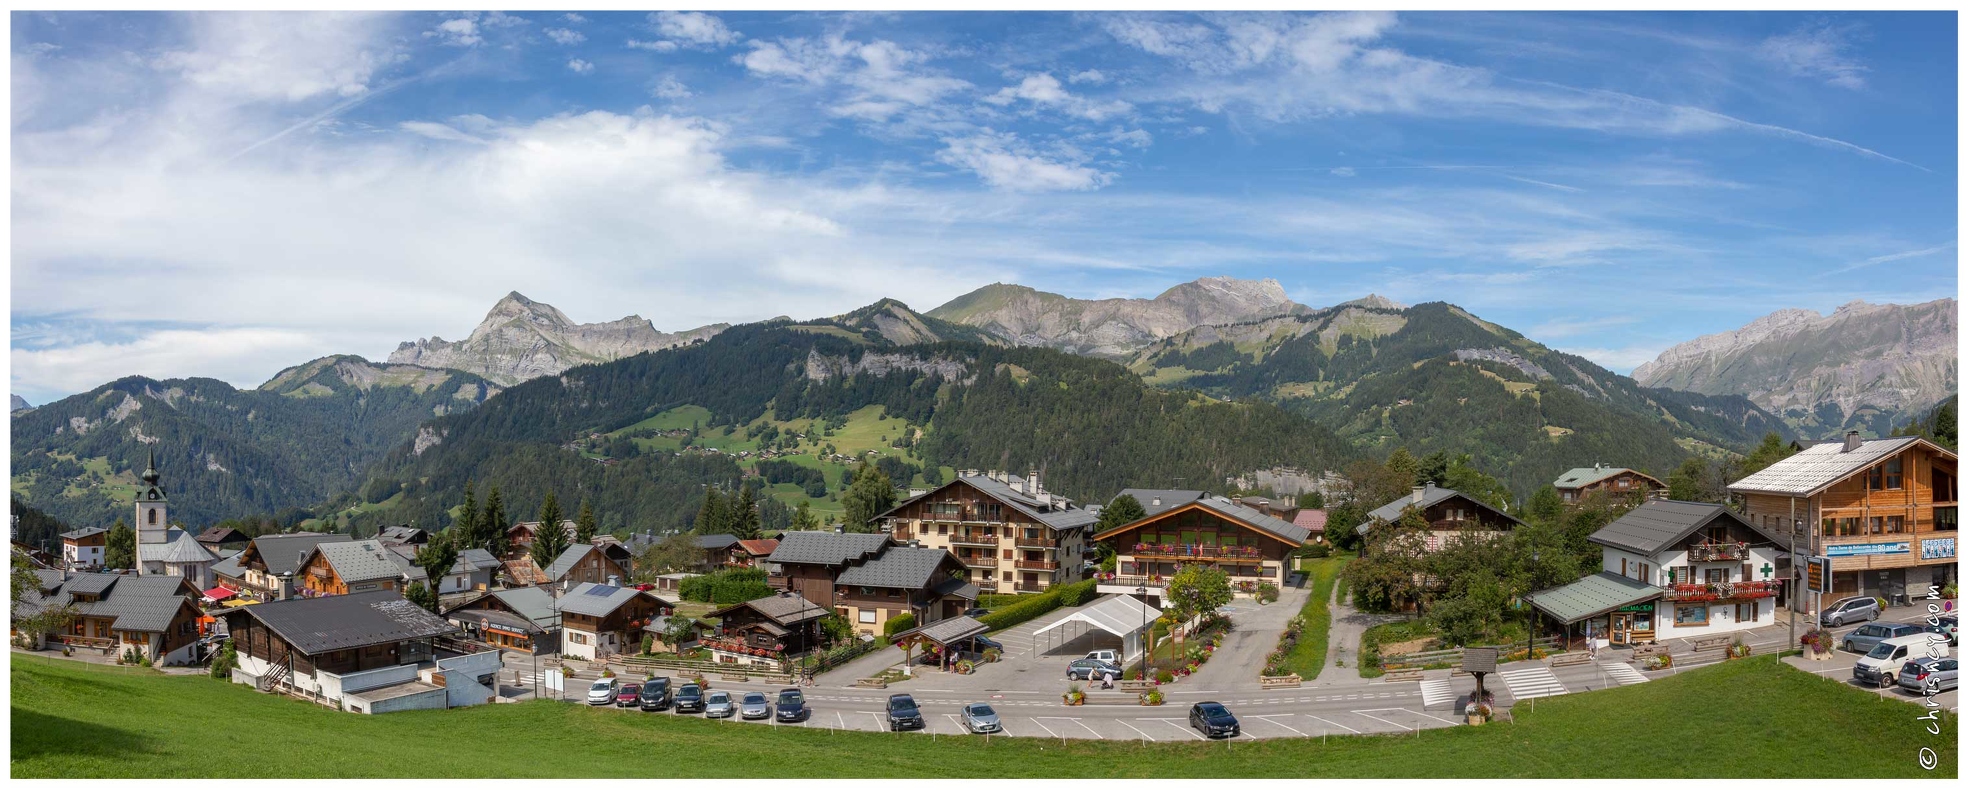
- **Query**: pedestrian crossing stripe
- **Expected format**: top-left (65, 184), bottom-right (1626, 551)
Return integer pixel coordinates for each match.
top-left (1499, 667), bottom-right (1568, 700)
top-left (1419, 678), bottom-right (1456, 709)
top-left (1600, 661), bottom-right (1650, 685)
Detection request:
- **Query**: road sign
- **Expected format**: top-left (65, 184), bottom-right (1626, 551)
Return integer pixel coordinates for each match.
top-left (1805, 556), bottom-right (1832, 594)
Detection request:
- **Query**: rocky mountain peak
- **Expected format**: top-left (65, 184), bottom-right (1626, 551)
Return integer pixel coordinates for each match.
top-left (388, 293), bottom-right (730, 386)
top-left (927, 276), bottom-right (1309, 358)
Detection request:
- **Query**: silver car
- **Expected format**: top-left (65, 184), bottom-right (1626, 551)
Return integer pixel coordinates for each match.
top-left (1897, 657), bottom-right (1959, 694)
top-left (960, 702), bottom-right (1002, 734)
top-left (703, 690), bottom-right (735, 718)
top-left (739, 691), bottom-right (771, 720)
top-left (1821, 596), bottom-right (1882, 627)
top-left (1840, 622), bottom-right (1924, 653)
top-left (586, 678), bottom-right (619, 706)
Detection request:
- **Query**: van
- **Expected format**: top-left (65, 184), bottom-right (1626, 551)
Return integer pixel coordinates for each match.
top-left (1853, 634), bottom-right (1949, 688)
top-left (1085, 649), bottom-right (1119, 664)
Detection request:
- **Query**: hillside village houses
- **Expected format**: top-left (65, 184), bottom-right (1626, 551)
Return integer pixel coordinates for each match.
top-left (59, 526), bottom-right (106, 571)
top-left (876, 471), bottom-right (1096, 594)
top-left (765, 531), bottom-right (977, 636)
top-left (441, 585), bottom-right (562, 653)
top-left (1094, 489), bottom-right (1312, 600)
top-left (17, 571), bottom-right (206, 665)
top-left (555, 582), bottom-right (674, 661)
top-left (1553, 464), bottom-right (1665, 503)
top-left (131, 451), bottom-right (220, 590)
top-left (1352, 483), bottom-right (1526, 552)
top-left (221, 590), bottom-right (503, 714)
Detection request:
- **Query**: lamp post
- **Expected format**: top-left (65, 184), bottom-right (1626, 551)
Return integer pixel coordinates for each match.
top-left (1527, 550), bottom-right (1540, 660)
top-left (1136, 584), bottom-right (1150, 681)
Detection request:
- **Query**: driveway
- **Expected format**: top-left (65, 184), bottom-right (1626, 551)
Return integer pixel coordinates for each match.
top-left (1182, 584), bottom-right (1310, 691)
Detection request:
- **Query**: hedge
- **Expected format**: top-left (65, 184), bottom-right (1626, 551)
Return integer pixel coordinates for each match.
top-left (678, 567), bottom-right (774, 604)
top-left (976, 579), bottom-right (1098, 631)
top-left (883, 612), bottom-right (917, 638)
top-left (976, 593), bottom-right (1028, 609)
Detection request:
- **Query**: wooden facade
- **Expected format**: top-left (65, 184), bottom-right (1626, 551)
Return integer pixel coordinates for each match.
top-left (298, 551), bottom-right (399, 597)
top-left (1095, 503), bottom-right (1300, 595)
top-left (879, 477), bottom-right (1091, 593)
top-left (552, 548), bottom-right (628, 587)
top-left (1739, 439), bottom-right (1958, 599)
top-left (1559, 470), bottom-right (1664, 502)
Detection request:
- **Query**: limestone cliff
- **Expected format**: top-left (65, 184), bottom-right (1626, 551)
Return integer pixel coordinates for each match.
top-left (926, 277), bottom-right (1318, 358)
top-left (388, 292), bottom-right (728, 386)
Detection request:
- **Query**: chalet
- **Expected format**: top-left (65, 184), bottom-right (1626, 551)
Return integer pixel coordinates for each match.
top-left (731, 538), bottom-right (780, 567)
top-left (702, 592), bottom-right (827, 666)
top-left (556, 583), bottom-right (672, 661)
top-left (1094, 489), bottom-right (1310, 600)
top-left (235, 532), bottom-right (354, 599)
top-left (59, 527), bottom-right (107, 571)
top-left (194, 526), bottom-right (250, 551)
top-left (1530, 499), bottom-right (1788, 646)
top-left (1292, 509), bottom-right (1328, 542)
top-left (375, 526), bottom-right (429, 548)
top-left (590, 535), bottom-right (638, 569)
top-left (297, 540), bottom-right (407, 597)
top-left (442, 585), bottom-right (561, 653)
top-left (542, 543), bottom-right (630, 587)
top-left (765, 531), bottom-right (976, 636)
top-left (18, 572), bottom-right (204, 664)
top-left (1731, 432), bottom-right (1958, 603)
top-left (694, 533), bottom-right (742, 570)
top-left (876, 471), bottom-right (1097, 594)
top-left (505, 520), bottom-right (577, 559)
top-left (652, 572), bottom-right (699, 595)
top-left (642, 614), bottom-right (702, 654)
top-left (131, 452), bottom-right (219, 590)
top-left (1354, 483), bottom-right (1524, 551)
top-left (222, 590), bottom-right (503, 714)
top-left (436, 548), bottom-right (500, 595)
top-left (1554, 464), bottom-right (1665, 503)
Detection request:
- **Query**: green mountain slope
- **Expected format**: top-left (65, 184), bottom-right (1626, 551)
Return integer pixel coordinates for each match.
top-left (1128, 301), bottom-right (1790, 497)
top-left (339, 303), bottom-right (1357, 535)
top-left (9, 356), bottom-right (497, 528)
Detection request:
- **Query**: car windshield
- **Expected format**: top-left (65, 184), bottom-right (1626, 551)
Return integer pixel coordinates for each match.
top-left (968, 704), bottom-right (995, 716)
top-left (892, 696), bottom-right (916, 708)
top-left (744, 693), bottom-right (767, 704)
top-left (621, 684), bottom-right (640, 693)
top-left (779, 692), bottom-right (802, 704)
top-left (680, 685), bottom-right (700, 696)
top-left (590, 681), bottom-right (612, 690)
top-left (1866, 643), bottom-right (1898, 659)
top-left (709, 692), bottom-right (729, 703)
top-left (1200, 704), bottom-right (1228, 716)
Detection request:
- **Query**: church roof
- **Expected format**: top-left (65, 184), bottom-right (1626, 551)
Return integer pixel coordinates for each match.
top-left (138, 529), bottom-right (218, 564)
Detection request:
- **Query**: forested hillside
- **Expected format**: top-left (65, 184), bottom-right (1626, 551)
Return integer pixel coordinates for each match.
top-left (9, 357), bottom-right (497, 528)
top-left (1130, 301), bottom-right (1790, 497)
top-left (339, 305), bottom-right (1357, 535)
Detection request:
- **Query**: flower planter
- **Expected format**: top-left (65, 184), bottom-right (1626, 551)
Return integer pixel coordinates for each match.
top-left (1807, 649), bottom-right (1832, 662)
top-left (1466, 714), bottom-right (1487, 726)
top-left (1260, 674), bottom-right (1302, 688)
top-left (1063, 696), bottom-right (1084, 706)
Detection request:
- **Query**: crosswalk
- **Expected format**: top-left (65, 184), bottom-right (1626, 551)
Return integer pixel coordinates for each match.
top-left (1599, 661), bottom-right (1651, 686)
top-left (1499, 666), bottom-right (1568, 700)
top-left (1419, 678), bottom-right (1456, 709)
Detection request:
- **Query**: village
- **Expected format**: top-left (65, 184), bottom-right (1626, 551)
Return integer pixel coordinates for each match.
top-left (12, 431), bottom-right (1958, 738)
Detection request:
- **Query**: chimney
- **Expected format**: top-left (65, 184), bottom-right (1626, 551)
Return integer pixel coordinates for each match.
top-left (607, 574), bottom-right (621, 588)
top-left (1411, 484), bottom-right (1427, 504)
top-left (1844, 430), bottom-right (1862, 452)
top-left (1151, 496), bottom-right (1162, 507)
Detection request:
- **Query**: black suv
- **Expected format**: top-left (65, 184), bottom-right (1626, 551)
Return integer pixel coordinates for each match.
top-left (885, 693), bottom-right (925, 731)
top-left (639, 677), bottom-right (672, 711)
top-left (1189, 701), bottom-right (1240, 739)
top-left (775, 688), bottom-right (809, 722)
top-left (673, 683), bottom-right (705, 714)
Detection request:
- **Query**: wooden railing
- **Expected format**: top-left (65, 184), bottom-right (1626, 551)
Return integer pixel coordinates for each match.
top-left (1129, 543), bottom-right (1264, 560)
top-left (1015, 534), bottom-right (1058, 549)
top-left (1662, 580), bottom-right (1780, 601)
top-left (949, 531), bottom-right (998, 546)
top-left (1013, 582), bottom-right (1046, 593)
top-left (960, 555), bottom-right (999, 568)
top-left (1014, 558), bottom-right (1058, 571)
top-left (56, 635), bottom-right (115, 649)
top-left (1687, 542), bottom-right (1750, 562)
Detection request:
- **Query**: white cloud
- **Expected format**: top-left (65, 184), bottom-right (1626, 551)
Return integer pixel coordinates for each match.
top-left (1559, 344), bottom-right (1667, 374)
top-left (1759, 21), bottom-right (1868, 89)
top-left (1330, 166), bottom-right (1356, 177)
top-left (627, 39), bottom-right (679, 53)
top-left (1102, 127), bottom-right (1152, 149)
top-left (985, 73), bottom-right (1133, 121)
top-left (639, 11), bottom-right (742, 52)
top-left (562, 13), bottom-right (586, 24)
top-left (12, 327), bottom-right (328, 397)
top-left (1068, 69), bottom-right (1107, 84)
top-left (741, 35), bottom-right (969, 122)
top-left (426, 17), bottom-right (483, 47)
top-left (652, 77), bottom-right (693, 100)
top-left (567, 59), bottom-right (594, 74)
top-left (545, 27), bottom-right (585, 46)
top-left (151, 12), bottom-right (396, 101)
top-left (400, 120), bottom-right (486, 144)
top-left (936, 131), bottom-right (1113, 192)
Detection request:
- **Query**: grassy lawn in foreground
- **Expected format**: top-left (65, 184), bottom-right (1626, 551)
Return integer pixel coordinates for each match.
top-left (1285, 555), bottom-right (1348, 680)
top-left (10, 654), bottom-right (1953, 778)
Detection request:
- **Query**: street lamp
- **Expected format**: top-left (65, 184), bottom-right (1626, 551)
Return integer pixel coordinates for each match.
top-left (1136, 584), bottom-right (1149, 681)
top-left (1527, 550), bottom-right (1540, 660)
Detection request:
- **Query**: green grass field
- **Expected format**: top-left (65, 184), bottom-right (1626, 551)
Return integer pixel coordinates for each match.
top-left (1285, 555), bottom-right (1348, 680)
top-left (10, 654), bottom-right (1952, 777)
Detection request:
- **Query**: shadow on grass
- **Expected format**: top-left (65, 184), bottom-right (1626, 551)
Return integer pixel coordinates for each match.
top-left (10, 709), bottom-right (155, 763)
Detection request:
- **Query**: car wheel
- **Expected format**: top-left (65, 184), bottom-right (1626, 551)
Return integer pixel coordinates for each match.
top-left (1842, 641), bottom-right (1854, 652)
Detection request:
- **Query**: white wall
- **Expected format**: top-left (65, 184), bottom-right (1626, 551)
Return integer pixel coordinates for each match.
top-left (1655, 597), bottom-right (1771, 639)
top-left (435, 650), bottom-right (503, 708)
top-left (324, 662), bottom-right (420, 695)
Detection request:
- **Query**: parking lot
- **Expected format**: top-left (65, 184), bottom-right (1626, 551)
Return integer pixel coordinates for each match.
top-left (1782, 645), bottom-right (1958, 711)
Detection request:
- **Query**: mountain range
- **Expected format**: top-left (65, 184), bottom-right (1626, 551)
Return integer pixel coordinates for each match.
top-left (388, 291), bottom-right (729, 386)
top-left (1633, 298), bottom-right (1957, 439)
top-left (926, 277), bottom-right (1356, 358)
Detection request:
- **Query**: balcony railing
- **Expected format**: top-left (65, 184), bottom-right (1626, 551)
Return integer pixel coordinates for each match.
top-left (56, 635), bottom-right (115, 649)
top-left (1662, 580), bottom-right (1780, 602)
top-left (972, 577), bottom-right (999, 591)
top-left (1100, 574), bottom-right (1166, 590)
top-left (949, 531), bottom-right (999, 546)
top-left (960, 555), bottom-right (999, 568)
top-left (1129, 543), bottom-right (1265, 561)
top-left (1014, 534), bottom-right (1058, 549)
top-left (1686, 542), bottom-right (1750, 563)
top-left (1013, 582), bottom-right (1046, 593)
top-left (1014, 558), bottom-right (1058, 571)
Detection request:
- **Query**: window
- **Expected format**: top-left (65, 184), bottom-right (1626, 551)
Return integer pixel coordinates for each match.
top-left (1735, 602), bottom-right (1758, 621)
top-left (1620, 558), bottom-right (1628, 576)
top-left (1639, 563), bottom-right (1650, 584)
top-left (1705, 568), bottom-right (1727, 585)
top-left (1884, 515), bottom-right (1905, 534)
top-left (1868, 517), bottom-right (1884, 535)
top-left (1868, 468), bottom-right (1883, 491)
top-left (147, 509), bottom-right (158, 525)
top-left (569, 632), bottom-right (588, 645)
top-left (1884, 458), bottom-right (1904, 490)
top-left (1674, 605), bottom-right (1709, 626)
top-left (937, 524), bottom-right (948, 535)
top-left (1937, 507), bottom-right (1958, 532)
top-left (858, 610), bottom-right (876, 624)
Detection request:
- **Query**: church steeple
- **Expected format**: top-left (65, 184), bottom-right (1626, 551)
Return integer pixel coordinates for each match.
top-left (141, 446), bottom-right (160, 487)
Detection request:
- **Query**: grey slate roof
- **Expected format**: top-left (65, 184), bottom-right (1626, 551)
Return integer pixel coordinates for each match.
top-left (556, 583), bottom-right (647, 618)
top-left (766, 531), bottom-right (892, 567)
top-left (95, 576), bottom-right (197, 632)
top-left (229, 590), bottom-right (456, 655)
top-left (210, 552), bottom-right (248, 581)
top-left (898, 614), bottom-right (988, 646)
top-left (247, 532), bottom-right (354, 576)
top-left (442, 585), bottom-right (561, 628)
top-left (836, 545), bottom-right (955, 590)
top-left (711, 592), bottom-right (828, 625)
top-left (881, 475), bottom-right (1099, 531)
top-left (138, 529), bottom-right (218, 564)
top-left (61, 572), bottom-right (121, 598)
top-left (59, 527), bottom-right (108, 540)
top-left (376, 526), bottom-right (428, 545)
top-left (1116, 489), bottom-right (1208, 518)
top-left (930, 575), bottom-right (979, 601)
top-left (452, 607), bottom-right (545, 634)
top-left (543, 543), bottom-right (600, 582)
top-left (1729, 436), bottom-right (1950, 496)
top-left (1588, 499), bottom-right (1788, 556)
top-left (1527, 571), bottom-right (1664, 624)
top-left (1098, 491), bottom-right (1310, 545)
top-left (454, 548), bottom-right (500, 574)
top-left (313, 540), bottom-right (408, 584)
top-left (1356, 484), bottom-right (1523, 534)
top-left (1553, 466), bottom-right (1660, 490)
top-left (694, 533), bottom-right (742, 550)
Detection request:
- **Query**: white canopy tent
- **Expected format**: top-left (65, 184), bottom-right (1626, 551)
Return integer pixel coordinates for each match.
top-left (1031, 594), bottom-right (1163, 665)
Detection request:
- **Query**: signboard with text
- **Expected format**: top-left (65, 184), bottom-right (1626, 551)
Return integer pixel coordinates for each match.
top-left (1806, 556), bottom-right (1832, 594)
top-left (1825, 541), bottom-right (1910, 558)
top-left (1922, 537), bottom-right (1956, 560)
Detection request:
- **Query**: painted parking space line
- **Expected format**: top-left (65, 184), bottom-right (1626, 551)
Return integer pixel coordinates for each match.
top-left (1349, 709), bottom-right (1414, 731)
top-left (1115, 719), bottom-right (1160, 742)
top-left (1035, 716), bottom-right (1101, 740)
top-left (1409, 709), bottom-right (1462, 726)
top-left (1028, 717), bottom-right (1061, 738)
top-left (1148, 717), bottom-right (1206, 741)
top-left (1304, 714), bottom-right (1361, 734)
top-left (1253, 715), bottom-right (1306, 736)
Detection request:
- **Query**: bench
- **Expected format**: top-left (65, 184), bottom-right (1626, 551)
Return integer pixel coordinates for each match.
top-left (1632, 644), bottom-right (1669, 659)
top-left (1549, 651), bottom-right (1592, 668)
top-left (1119, 679), bottom-right (1154, 692)
top-left (1384, 669), bottom-right (1423, 682)
top-left (854, 677), bottom-right (888, 689)
top-left (1691, 636), bottom-right (1732, 652)
top-left (1260, 674), bottom-right (1301, 688)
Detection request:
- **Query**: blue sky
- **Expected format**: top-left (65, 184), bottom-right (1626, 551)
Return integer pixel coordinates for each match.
top-left (9, 10), bottom-right (1958, 404)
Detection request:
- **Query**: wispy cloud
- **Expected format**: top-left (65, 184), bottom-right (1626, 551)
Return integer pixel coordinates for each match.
top-left (1759, 20), bottom-right (1869, 89)
top-left (1818, 241), bottom-right (1958, 277)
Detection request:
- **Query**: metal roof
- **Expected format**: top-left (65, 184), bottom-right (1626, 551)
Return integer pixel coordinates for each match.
top-left (766, 531), bottom-right (892, 567)
top-left (443, 585), bottom-right (561, 627)
top-left (453, 548), bottom-right (500, 573)
top-left (1032, 594), bottom-right (1161, 639)
top-left (1527, 571), bottom-right (1663, 624)
top-left (1553, 466), bottom-right (1661, 490)
top-left (1729, 436), bottom-right (1949, 496)
top-left (894, 614), bottom-right (987, 646)
top-left (876, 475), bottom-right (1099, 532)
top-left (836, 546), bottom-right (955, 590)
top-left (709, 592), bottom-right (828, 625)
top-left (1116, 489), bottom-right (1207, 518)
top-left (1095, 493), bottom-right (1310, 545)
top-left (694, 534), bottom-right (741, 550)
top-left (555, 583), bottom-right (648, 617)
top-left (227, 590), bottom-right (457, 655)
top-left (59, 527), bottom-right (108, 540)
top-left (930, 575), bottom-right (979, 601)
top-left (1357, 484), bottom-right (1523, 534)
top-left (245, 532), bottom-right (354, 576)
top-left (542, 543), bottom-right (599, 582)
top-left (312, 540), bottom-right (407, 584)
top-left (138, 529), bottom-right (218, 564)
top-left (1292, 509), bottom-right (1328, 533)
top-left (1588, 499), bottom-right (1788, 556)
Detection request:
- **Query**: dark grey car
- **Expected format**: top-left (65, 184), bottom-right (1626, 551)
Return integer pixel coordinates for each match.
top-left (1840, 622), bottom-right (1924, 654)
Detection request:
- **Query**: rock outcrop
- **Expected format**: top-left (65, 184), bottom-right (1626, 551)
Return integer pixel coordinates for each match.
top-left (926, 277), bottom-right (1313, 358)
top-left (388, 292), bottom-right (728, 386)
top-left (1632, 298), bottom-right (1957, 437)
top-left (11, 395), bottom-right (30, 413)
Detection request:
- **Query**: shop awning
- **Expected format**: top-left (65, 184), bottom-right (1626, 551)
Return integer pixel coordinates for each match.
top-left (1527, 571), bottom-right (1664, 625)
top-left (202, 586), bottom-right (238, 601)
top-left (221, 599), bottom-right (253, 608)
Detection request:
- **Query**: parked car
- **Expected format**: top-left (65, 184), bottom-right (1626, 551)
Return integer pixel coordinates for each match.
top-left (674, 683), bottom-right (705, 714)
top-left (638, 677), bottom-right (672, 711)
top-left (955, 634), bottom-right (1004, 654)
top-left (1853, 634), bottom-right (1937, 687)
top-left (739, 691), bottom-right (771, 720)
top-left (1066, 658), bottom-right (1122, 681)
top-left (962, 607), bottom-right (991, 619)
top-left (1085, 649), bottom-right (1119, 664)
top-left (616, 682), bottom-right (643, 707)
top-left (586, 678), bottom-right (619, 705)
top-left (1841, 622), bottom-right (1925, 654)
top-left (885, 693), bottom-right (926, 731)
top-left (1897, 656), bottom-right (1959, 694)
top-left (1922, 614), bottom-right (1958, 646)
top-left (775, 688), bottom-right (809, 722)
top-left (960, 702), bottom-right (1001, 734)
top-left (1821, 596), bottom-right (1883, 627)
top-left (1189, 701), bottom-right (1241, 739)
top-left (704, 690), bottom-right (735, 719)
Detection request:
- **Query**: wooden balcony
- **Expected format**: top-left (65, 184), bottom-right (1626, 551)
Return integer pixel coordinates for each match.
top-left (948, 531), bottom-right (999, 547)
top-left (1127, 543), bottom-right (1265, 562)
top-left (1014, 533), bottom-right (1058, 549)
top-left (1102, 574), bottom-right (1166, 591)
top-left (767, 575), bottom-right (790, 590)
top-left (1686, 542), bottom-right (1750, 563)
top-left (1014, 558), bottom-right (1058, 571)
top-left (1013, 582), bottom-right (1047, 593)
top-left (1662, 580), bottom-right (1780, 602)
top-left (960, 555), bottom-right (999, 569)
top-left (56, 635), bottom-right (115, 649)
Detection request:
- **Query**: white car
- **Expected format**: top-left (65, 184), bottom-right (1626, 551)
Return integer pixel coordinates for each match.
top-left (586, 678), bottom-right (619, 705)
top-left (1084, 649), bottom-right (1119, 664)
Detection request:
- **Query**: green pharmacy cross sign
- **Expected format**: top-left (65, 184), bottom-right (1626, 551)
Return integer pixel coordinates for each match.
top-left (1760, 563), bottom-right (1773, 578)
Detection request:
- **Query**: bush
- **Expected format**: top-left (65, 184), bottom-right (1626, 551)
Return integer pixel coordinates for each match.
top-left (977, 579), bottom-right (1098, 631)
top-left (1256, 582), bottom-right (1280, 604)
top-left (1156, 669), bottom-right (1175, 684)
top-left (1298, 542), bottom-right (1332, 559)
top-left (678, 567), bottom-right (774, 604)
top-left (882, 612), bottom-right (917, 638)
top-left (1058, 583), bottom-right (1090, 607)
